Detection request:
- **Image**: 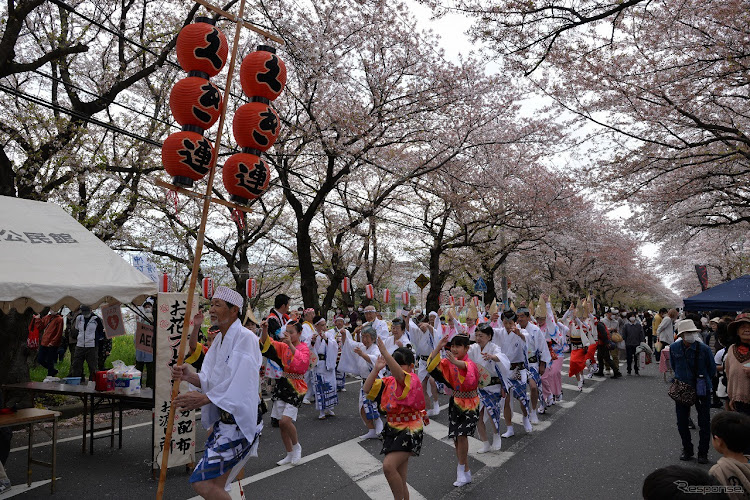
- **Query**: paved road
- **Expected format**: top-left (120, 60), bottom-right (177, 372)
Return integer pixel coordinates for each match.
top-left (1, 355), bottom-right (725, 499)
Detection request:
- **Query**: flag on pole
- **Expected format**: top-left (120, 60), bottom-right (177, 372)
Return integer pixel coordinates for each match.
top-left (201, 277), bottom-right (213, 299)
top-left (341, 277), bottom-right (350, 293)
top-left (695, 265), bottom-right (708, 291)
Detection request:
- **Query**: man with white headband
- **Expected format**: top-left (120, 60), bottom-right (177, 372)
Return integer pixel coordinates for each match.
top-left (310, 315), bottom-right (339, 419)
top-left (362, 305), bottom-right (389, 341)
top-left (171, 286), bottom-right (262, 499)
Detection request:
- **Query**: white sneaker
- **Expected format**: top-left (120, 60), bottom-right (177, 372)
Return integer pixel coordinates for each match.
top-left (501, 426), bottom-right (515, 438)
top-left (529, 411), bottom-right (539, 424)
top-left (477, 441), bottom-right (491, 454)
top-left (491, 435), bottom-right (502, 451)
top-left (523, 416), bottom-right (533, 433)
top-left (277, 453), bottom-right (292, 466)
top-left (291, 443), bottom-right (302, 465)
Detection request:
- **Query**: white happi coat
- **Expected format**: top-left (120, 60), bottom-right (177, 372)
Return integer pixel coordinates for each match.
top-left (468, 341), bottom-right (511, 393)
top-left (197, 318), bottom-right (262, 446)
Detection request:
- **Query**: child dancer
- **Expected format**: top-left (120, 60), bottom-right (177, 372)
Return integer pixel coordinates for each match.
top-left (364, 337), bottom-right (426, 500)
top-left (260, 320), bottom-right (310, 466)
top-left (427, 333), bottom-right (480, 487)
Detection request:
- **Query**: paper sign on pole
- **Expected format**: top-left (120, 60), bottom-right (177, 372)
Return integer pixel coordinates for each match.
top-left (101, 302), bottom-right (126, 338)
top-left (153, 292), bottom-right (197, 469)
top-left (135, 321), bottom-right (154, 355)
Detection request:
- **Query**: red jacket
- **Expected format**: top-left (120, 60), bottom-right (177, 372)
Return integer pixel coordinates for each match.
top-left (40, 313), bottom-right (64, 347)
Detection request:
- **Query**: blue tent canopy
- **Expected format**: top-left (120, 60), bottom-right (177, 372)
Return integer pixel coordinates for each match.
top-left (683, 274), bottom-right (750, 312)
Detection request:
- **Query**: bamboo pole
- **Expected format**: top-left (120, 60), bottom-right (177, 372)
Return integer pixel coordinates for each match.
top-left (194, 0), bottom-right (284, 44)
top-left (154, 179), bottom-right (254, 213)
top-left (155, 1), bottom-right (248, 497)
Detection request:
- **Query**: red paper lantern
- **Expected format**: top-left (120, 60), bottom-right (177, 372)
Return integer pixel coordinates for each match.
top-left (240, 45), bottom-right (287, 101)
top-left (233, 101), bottom-right (280, 151)
top-left (176, 18), bottom-right (229, 77)
top-left (472, 296), bottom-right (479, 307)
top-left (383, 289), bottom-right (391, 304)
top-left (341, 277), bottom-right (350, 293)
top-left (202, 277), bottom-right (214, 298)
top-left (170, 77), bottom-right (223, 129)
top-left (161, 131), bottom-right (214, 188)
top-left (401, 291), bottom-right (409, 305)
top-left (459, 297), bottom-right (466, 308)
top-left (159, 273), bottom-right (170, 293)
top-left (365, 284), bottom-right (374, 300)
top-left (449, 295), bottom-right (455, 306)
top-left (246, 278), bottom-right (257, 298)
top-left (222, 153), bottom-right (270, 205)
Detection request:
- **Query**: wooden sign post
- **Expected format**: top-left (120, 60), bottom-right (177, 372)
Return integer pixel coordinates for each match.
top-left (155, 1), bottom-right (283, 499)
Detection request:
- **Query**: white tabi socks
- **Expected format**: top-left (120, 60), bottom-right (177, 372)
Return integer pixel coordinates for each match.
top-left (478, 441), bottom-right (491, 454)
top-left (523, 415), bottom-right (533, 433)
top-left (291, 443), bottom-right (302, 465)
top-left (501, 425), bottom-right (514, 438)
top-left (491, 433), bottom-right (502, 451)
top-left (453, 464), bottom-right (471, 487)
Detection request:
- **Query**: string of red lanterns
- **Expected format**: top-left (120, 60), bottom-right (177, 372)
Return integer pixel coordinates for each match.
top-left (162, 18), bottom-right (228, 188)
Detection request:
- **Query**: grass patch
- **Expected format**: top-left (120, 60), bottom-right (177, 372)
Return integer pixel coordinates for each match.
top-left (29, 335), bottom-right (137, 382)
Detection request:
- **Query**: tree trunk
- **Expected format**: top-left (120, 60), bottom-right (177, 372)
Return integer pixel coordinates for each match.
top-left (296, 225), bottom-right (320, 311)
top-left (0, 309), bottom-right (34, 407)
top-left (426, 246), bottom-right (444, 312)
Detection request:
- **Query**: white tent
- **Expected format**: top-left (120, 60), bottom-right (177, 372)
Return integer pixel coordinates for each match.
top-left (0, 195), bottom-right (157, 313)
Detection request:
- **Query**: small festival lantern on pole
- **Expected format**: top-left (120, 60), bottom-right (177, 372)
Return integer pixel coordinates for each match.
top-left (246, 278), bottom-right (257, 299)
top-left (401, 291), bottom-right (410, 307)
top-left (383, 288), bottom-right (391, 304)
top-left (162, 17), bottom-right (228, 188)
top-left (365, 284), bottom-right (375, 300)
top-left (201, 277), bottom-right (214, 298)
top-left (341, 277), bottom-right (350, 294)
top-left (459, 296), bottom-right (466, 308)
top-left (159, 273), bottom-right (171, 293)
top-left (449, 295), bottom-right (455, 306)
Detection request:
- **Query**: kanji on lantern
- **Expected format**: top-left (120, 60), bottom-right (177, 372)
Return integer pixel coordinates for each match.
top-left (162, 131), bottom-right (214, 188)
top-left (233, 101), bottom-right (280, 151)
top-left (240, 46), bottom-right (287, 101)
top-left (176, 18), bottom-right (229, 77)
top-left (170, 77), bottom-right (223, 129)
top-left (222, 153), bottom-right (270, 205)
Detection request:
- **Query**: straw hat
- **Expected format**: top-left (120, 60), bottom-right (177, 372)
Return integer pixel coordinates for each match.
top-left (534, 299), bottom-right (546, 318)
top-left (467, 302), bottom-right (478, 322)
top-left (488, 299), bottom-right (498, 315)
top-left (244, 307), bottom-right (259, 326)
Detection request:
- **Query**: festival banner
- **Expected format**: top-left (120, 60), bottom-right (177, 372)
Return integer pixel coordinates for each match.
top-left (695, 265), bottom-right (709, 291)
top-left (153, 292), bottom-right (198, 469)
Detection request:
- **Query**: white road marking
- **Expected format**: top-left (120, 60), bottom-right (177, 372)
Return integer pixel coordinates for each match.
top-left (0, 478), bottom-right (60, 498)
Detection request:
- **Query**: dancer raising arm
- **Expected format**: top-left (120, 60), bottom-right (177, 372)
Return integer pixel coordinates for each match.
top-left (363, 337), bottom-right (426, 500)
top-left (259, 319), bottom-right (310, 466)
top-left (427, 333), bottom-right (480, 487)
